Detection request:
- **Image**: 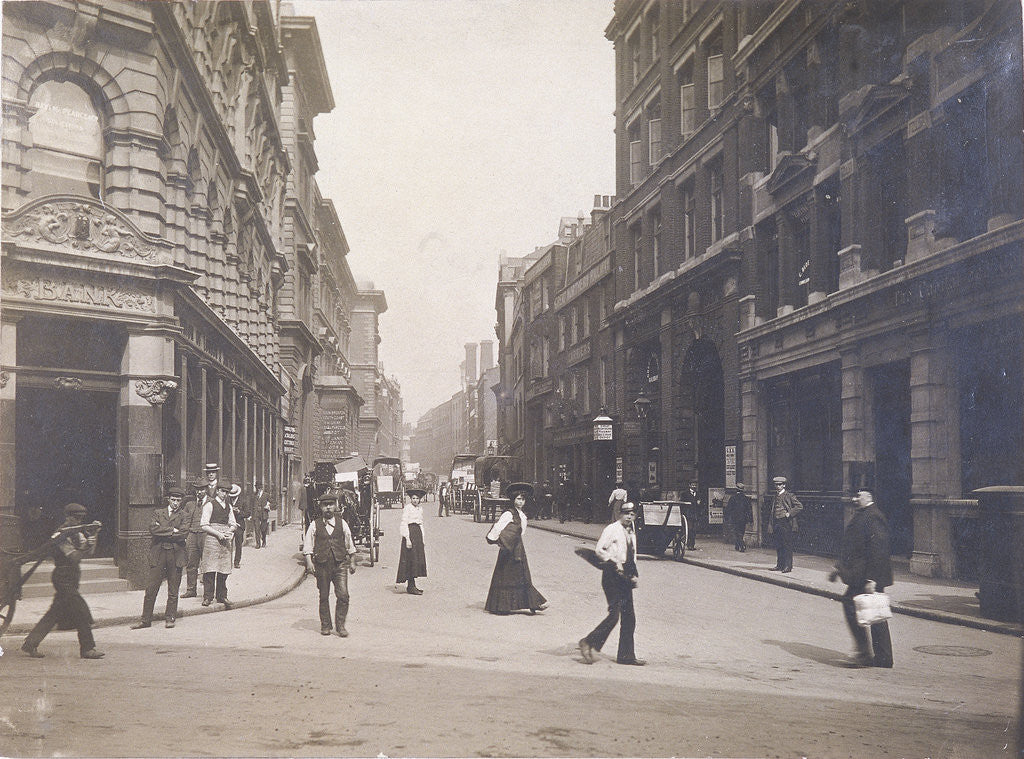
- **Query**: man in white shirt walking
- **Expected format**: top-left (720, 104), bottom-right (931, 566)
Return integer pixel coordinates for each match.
top-left (578, 502), bottom-right (645, 666)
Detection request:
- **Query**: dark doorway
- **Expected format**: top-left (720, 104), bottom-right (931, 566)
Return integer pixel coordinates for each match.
top-left (872, 361), bottom-right (913, 556)
top-left (15, 387), bottom-right (118, 556)
top-left (678, 339), bottom-right (725, 493)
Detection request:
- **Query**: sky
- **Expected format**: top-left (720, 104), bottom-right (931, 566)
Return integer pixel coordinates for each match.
top-left (291, 0), bottom-right (616, 425)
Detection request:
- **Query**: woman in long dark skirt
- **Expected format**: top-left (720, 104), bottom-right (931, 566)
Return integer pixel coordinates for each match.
top-left (484, 482), bottom-right (547, 614)
top-left (396, 488), bottom-right (427, 594)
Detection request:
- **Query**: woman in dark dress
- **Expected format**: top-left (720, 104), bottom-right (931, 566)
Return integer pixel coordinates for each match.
top-left (484, 482), bottom-right (547, 614)
top-left (396, 488), bottom-right (427, 594)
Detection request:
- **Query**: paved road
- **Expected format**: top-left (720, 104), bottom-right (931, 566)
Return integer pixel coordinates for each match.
top-left (0, 507), bottom-right (1017, 757)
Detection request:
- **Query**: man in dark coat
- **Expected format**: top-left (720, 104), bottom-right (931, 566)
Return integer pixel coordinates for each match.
top-left (133, 487), bottom-right (188, 629)
top-left (769, 476), bottom-right (802, 572)
top-left (724, 483), bottom-right (752, 552)
top-left (179, 483), bottom-right (205, 598)
top-left (682, 481), bottom-right (705, 549)
top-left (251, 482), bottom-right (272, 548)
top-left (21, 503), bottom-right (104, 659)
top-left (830, 488), bottom-right (894, 668)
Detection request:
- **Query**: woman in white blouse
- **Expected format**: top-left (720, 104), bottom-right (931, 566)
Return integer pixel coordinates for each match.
top-left (396, 488), bottom-right (427, 594)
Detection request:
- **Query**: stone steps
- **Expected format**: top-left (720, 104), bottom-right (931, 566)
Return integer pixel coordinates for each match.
top-left (16, 557), bottom-right (131, 598)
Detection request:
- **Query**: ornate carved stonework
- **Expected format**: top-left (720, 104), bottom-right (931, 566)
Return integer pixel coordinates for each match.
top-left (2, 275), bottom-right (155, 312)
top-left (135, 379), bottom-right (178, 405)
top-left (5, 199), bottom-right (169, 262)
top-left (0, 371), bottom-right (9, 389)
top-left (54, 376), bottom-right (83, 391)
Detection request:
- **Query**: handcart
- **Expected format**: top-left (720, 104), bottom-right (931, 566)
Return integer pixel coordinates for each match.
top-left (472, 455), bottom-right (524, 523)
top-left (635, 501), bottom-right (688, 561)
top-left (0, 520), bottom-right (103, 638)
top-left (371, 457), bottom-right (405, 509)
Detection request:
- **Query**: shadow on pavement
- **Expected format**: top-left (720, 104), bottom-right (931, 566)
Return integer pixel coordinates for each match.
top-left (762, 638), bottom-right (855, 668)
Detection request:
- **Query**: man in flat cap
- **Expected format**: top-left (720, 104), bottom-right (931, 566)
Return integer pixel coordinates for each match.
top-left (303, 493), bottom-right (357, 636)
top-left (769, 476), bottom-right (803, 572)
top-left (22, 503), bottom-right (104, 659)
top-left (133, 487), bottom-right (188, 629)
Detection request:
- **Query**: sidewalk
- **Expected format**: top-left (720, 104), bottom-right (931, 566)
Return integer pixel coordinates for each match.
top-left (5, 523), bottom-right (309, 637)
top-left (529, 517), bottom-right (1023, 637)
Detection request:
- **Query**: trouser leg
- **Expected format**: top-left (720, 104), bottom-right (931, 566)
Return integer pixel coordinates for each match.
top-left (316, 564), bottom-right (333, 629)
top-left (215, 573), bottom-right (228, 602)
top-left (68, 594), bottom-right (96, 653)
top-left (166, 564), bottom-right (182, 618)
top-left (332, 564), bottom-right (350, 630)
top-left (234, 530), bottom-right (243, 565)
top-left (23, 600), bottom-right (60, 650)
top-left (842, 587), bottom-right (872, 656)
top-left (585, 569), bottom-right (622, 652)
top-left (141, 564), bottom-right (162, 623)
top-left (202, 571), bottom-right (215, 602)
top-left (870, 621), bottom-right (893, 666)
top-left (184, 534), bottom-right (200, 592)
top-left (616, 587), bottom-right (636, 662)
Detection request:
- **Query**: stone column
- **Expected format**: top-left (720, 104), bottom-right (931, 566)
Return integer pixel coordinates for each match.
top-left (775, 212), bottom-right (798, 315)
top-left (178, 352), bottom-right (189, 485)
top-left (0, 316), bottom-right (19, 550)
top-left (986, 42), bottom-right (1024, 231)
top-left (241, 393), bottom-right (250, 491)
top-left (908, 329), bottom-right (961, 577)
top-left (199, 364), bottom-right (208, 465)
top-left (903, 111), bottom-right (939, 263)
top-left (739, 374), bottom-right (765, 544)
top-left (120, 328), bottom-right (176, 588)
top-left (229, 384), bottom-right (237, 483)
top-left (215, 375), bottom-right (224, 476)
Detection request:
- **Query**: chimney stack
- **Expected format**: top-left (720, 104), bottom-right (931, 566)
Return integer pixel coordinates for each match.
top-left (465, 342), bottom-right (478, 384)
top-left (480, 340), bottom-right (494, 372)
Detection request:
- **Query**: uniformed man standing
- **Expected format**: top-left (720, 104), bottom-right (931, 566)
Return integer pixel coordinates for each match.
top-left (132, 487), bottom-right (188, 629)
top-left (21, 503), bottom-right (104, 659)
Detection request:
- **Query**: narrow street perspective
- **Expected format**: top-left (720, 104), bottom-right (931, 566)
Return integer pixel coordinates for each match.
top-left (1, 1), bottom-right (1022, 758)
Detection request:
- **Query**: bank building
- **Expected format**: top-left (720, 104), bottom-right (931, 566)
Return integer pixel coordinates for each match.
top-left (0, 2), bottom-right (399, 587)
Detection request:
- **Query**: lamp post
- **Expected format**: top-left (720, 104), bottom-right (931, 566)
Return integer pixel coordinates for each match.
top-left (593, 409), bottom-right (614, 519)
top-left (632, 392), bottom-right (651, 495)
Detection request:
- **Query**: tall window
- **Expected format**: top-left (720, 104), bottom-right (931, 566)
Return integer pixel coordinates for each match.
top-left (710, 161), bottom-right (724, 243)
top-left (682, 181), bottom-right (696, 258)
top-left (28, 80), bottom-right (103, 199)
top-left (651, 208), bottom-right (663, 278)
top-left (581, 297), bottom-right (591, 338)
top-left (707, 34), bottom-right (724, 111)
top-left (648, 100), bottom-right (662, 166)
top-left (600, 358), bottom-right (608, 408)
top-left (630, 30), bottom-right (642, 85)
top-left (559, 315), bottom-right (567, 351)
top-left (648, 5), bottom-right (661, 61)
top-left (678, 60), bottom-right (696, 138)
top-left (628, 118), bottom-right (642, 186)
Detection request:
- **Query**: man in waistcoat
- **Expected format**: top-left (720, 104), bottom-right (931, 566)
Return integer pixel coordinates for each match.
top-left (769, 476), bottom-right (803, 573)
top-left (132, 487), bottom-right (188, 629)
top-left (303, 493), bottom-right (357, 637)
top-left (199, 467), bottom-right (236, 608)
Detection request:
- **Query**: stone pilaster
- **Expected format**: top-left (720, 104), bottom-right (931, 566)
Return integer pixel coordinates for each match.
top-left (119, 328), bottom-right (175, 588)
top-left (907, 330), bottom-right (960, 576)
top-left (840, 346), bottom-right (869, 491)
top-left (0, 317), bottom-right (19, 550)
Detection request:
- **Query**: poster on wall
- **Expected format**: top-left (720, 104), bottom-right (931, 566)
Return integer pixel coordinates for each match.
top-left (708, 487), bottom-right (725, 524)
top-left (725, 445), bottom-right (737, 489)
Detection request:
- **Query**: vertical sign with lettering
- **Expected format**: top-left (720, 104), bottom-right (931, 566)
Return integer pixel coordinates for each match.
top-left (725, 444), bottom-right (737, 489)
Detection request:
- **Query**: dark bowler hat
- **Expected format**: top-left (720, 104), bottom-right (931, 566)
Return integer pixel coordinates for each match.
top-left (505, 482), bottom-right (534, 499)
top-left (406, 488), bottom-right (426, 499)
top-left (64, 502), bottom-right (88, 517)
top-left (166, 487), bottom-right (185, 498)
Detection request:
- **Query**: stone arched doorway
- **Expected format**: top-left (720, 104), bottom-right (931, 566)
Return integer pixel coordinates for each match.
top-left (674, 338), bottom-right (725, 494)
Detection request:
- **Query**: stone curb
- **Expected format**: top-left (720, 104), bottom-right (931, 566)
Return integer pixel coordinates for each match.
top-left (530, 522), bottom-right (1023, 638)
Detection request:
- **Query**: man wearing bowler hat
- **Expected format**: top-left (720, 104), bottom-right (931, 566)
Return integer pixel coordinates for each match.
top-left (133, 487), bottom-right (188, 629)
top-left (769, 476), bottom-right (803, 572)
top-left (724, 483), bottom-right (752, 552)
top-left (22, 503), bottom-right (104, 659)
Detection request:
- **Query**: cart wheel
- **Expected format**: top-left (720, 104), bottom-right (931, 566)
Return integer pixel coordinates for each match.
top-left (474, 493), bottom-right (482, 523)
top-left (673, 517), bottom-right (688, 561)
top-left (0, 598), bottom-right (15, 638)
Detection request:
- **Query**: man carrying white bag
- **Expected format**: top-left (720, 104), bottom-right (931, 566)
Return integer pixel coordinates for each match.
top-left (829, 488), bottom-right (894, 668)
